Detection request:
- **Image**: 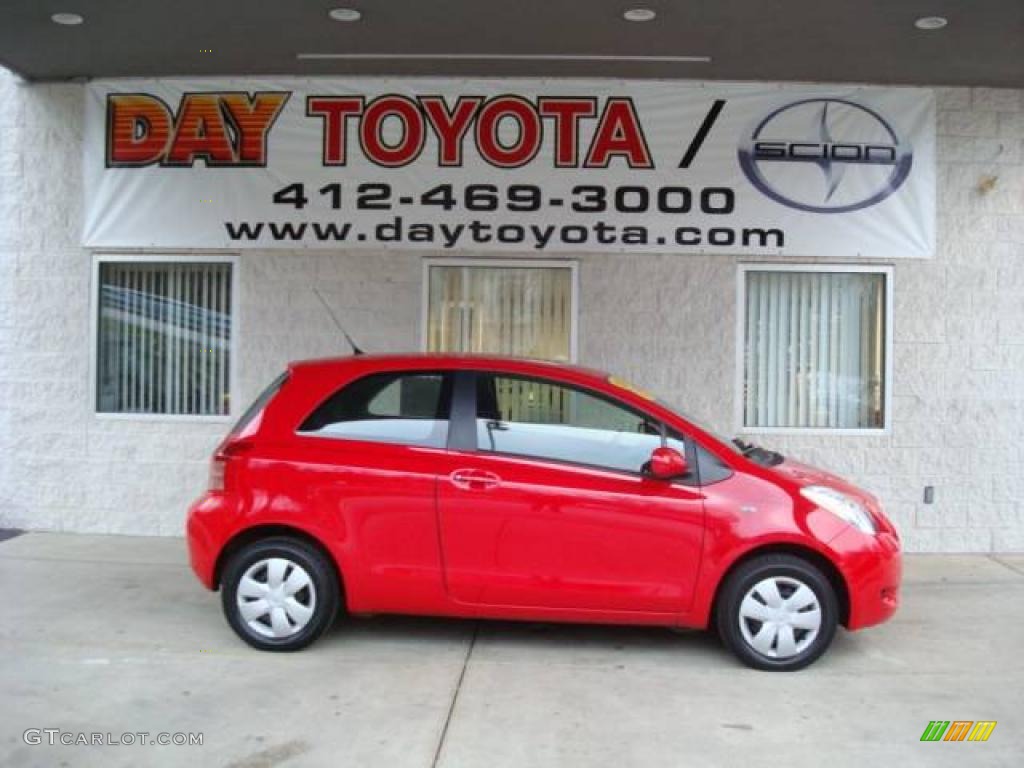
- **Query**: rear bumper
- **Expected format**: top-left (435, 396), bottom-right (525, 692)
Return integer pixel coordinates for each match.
top-left (186, 493), bottom-right (226, 590)
top-left (832, 527), bottom-right (902, 630)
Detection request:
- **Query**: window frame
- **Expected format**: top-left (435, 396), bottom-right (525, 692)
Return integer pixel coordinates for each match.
top-left (734, 262), bottom-right (894, 436)
top-left (420, 258), bottom-right (580, 363)
top-left (89, 252), bottom-right (240, 423)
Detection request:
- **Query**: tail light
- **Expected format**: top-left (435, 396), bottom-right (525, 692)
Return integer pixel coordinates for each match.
top-left (206, 370), bottom-right (287, 492)
top-left (207, 440), bottom-right (252, 492)
top-left (208, 452), bottom-right (227, 491)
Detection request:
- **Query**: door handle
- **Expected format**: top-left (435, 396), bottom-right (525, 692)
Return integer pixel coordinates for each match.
top-left (449, 469), bottom-right (501, 491)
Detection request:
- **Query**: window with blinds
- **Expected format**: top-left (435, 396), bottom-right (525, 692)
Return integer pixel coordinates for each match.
top-left (741, 268), bottom-right (888, 430)
top-left (96, 261), bottom-right (233, 416)
top-left (426, 263), bottom-right (574, 362)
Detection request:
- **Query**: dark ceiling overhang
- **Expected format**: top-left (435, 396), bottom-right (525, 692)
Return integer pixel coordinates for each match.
top-left (1, 1), bottom-right (1021, 86)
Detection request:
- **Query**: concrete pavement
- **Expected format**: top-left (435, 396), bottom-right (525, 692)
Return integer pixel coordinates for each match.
top-left (1, 532), bottom-right (1022, 767)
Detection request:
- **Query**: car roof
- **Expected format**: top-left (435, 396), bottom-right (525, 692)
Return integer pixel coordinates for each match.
top-left (288, 353), bottom-right (610, 382)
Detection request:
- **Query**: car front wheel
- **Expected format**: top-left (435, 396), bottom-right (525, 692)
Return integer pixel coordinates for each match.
top-left (221, 537), bottom-right (340, 651)
top-left (716, 554), bottom-right (838, 671)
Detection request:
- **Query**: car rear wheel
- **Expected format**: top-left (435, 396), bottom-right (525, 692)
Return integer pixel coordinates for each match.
top-left (221, 537), bottom-right (339, 651)
top-left (716, 554), bottom-right (838, 671)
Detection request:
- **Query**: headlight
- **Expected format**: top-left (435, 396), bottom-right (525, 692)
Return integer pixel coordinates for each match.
top-left (800, 485), bottom-right (876, 534)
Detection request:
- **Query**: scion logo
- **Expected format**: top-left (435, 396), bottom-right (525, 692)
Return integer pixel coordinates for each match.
top-left (738, 98), bottom-right (913, 213)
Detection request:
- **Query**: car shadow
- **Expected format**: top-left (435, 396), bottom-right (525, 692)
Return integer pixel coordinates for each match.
top-left (321, 613), bottom-right (725, 657)
top-left (314, 612), bottom-right (869, 672)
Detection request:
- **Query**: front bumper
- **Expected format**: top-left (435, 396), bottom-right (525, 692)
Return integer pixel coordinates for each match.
top-left (831, 527), bottom-right (902, 630)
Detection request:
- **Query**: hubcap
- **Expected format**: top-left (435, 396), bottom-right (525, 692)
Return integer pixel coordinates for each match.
top-left (738, 576), bottom-right (821, 660)
top-left (236, 558), bottom-right (317, 639)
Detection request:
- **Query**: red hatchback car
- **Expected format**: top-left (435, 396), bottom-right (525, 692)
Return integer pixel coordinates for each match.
top-left (187, 354), bottom-right (901, 671)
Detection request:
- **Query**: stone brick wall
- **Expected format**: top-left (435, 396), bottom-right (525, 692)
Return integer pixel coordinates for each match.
top-left (0, 70), bottom-right (1021, 550)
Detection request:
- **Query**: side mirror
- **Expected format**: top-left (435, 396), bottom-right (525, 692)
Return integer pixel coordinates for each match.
top-left (646, 446), bottom-right (689, 480)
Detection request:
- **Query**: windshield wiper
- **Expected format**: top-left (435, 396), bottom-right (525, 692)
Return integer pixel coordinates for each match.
top-left (733, 438), bottom-right (785, 466)
top-left (732, 438), bottom-right (758, 456)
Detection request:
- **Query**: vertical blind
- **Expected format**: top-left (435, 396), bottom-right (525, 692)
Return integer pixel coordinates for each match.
top-left (743, 270), bottom-right (886, 429)
top-left (427, 265), bottom-right (574, 424)
top-left (97, 261), bottom-right (233, 415)
top-left (427, 265), bottom-right (573, 361)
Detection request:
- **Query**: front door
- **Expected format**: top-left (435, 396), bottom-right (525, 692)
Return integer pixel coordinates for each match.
top-left (437, 372), bottom-right (705, 614)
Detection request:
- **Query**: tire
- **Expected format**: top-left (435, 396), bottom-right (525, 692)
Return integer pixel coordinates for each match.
top-left (715, 554), bottom-right (838, 671)
top-left (221, 536), bottom-right (340, 651)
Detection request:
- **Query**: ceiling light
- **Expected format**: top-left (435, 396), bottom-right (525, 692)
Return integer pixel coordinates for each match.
top-left (914, 16), bottom-right (948, 30)
top-left (51, 12), bottom-right (84, 25)
top-left (623, 8), bottom-right (657, 22)
top-left (328, 8), bottom-right (362, 22)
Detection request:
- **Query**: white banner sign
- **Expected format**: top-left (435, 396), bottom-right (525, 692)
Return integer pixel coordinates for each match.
top-left (83, 78), bottom-right (935, 257)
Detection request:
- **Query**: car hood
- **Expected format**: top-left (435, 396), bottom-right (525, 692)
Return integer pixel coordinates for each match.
top-left (768, 458), bottom-right (881, 506)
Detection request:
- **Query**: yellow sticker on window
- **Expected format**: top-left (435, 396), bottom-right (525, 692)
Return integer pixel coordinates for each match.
top-left (607, 376), bottom-right (656, 401)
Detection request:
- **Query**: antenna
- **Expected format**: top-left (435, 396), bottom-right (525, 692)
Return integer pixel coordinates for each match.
top-left (313, 287), bottom-right (364, 355)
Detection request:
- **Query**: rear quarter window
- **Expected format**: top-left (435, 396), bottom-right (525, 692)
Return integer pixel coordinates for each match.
top-left (298, 371), bottom-right (451, 449)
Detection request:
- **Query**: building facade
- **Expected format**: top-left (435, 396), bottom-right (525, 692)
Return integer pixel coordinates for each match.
top-left (0, 68), bottom-right (1022, 551)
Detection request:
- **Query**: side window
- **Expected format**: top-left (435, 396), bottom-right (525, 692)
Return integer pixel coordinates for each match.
top-left (298, 371), bottom-right (451, 448)
top-left (476, 374), bottom-right (687, 475)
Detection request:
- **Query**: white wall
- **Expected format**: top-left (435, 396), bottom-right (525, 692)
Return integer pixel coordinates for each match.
top-left (0, 69), bottom-right (1022, 550)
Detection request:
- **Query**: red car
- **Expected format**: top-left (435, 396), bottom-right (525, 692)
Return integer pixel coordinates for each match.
top-left (186, 354), bottom-right (901, 671)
